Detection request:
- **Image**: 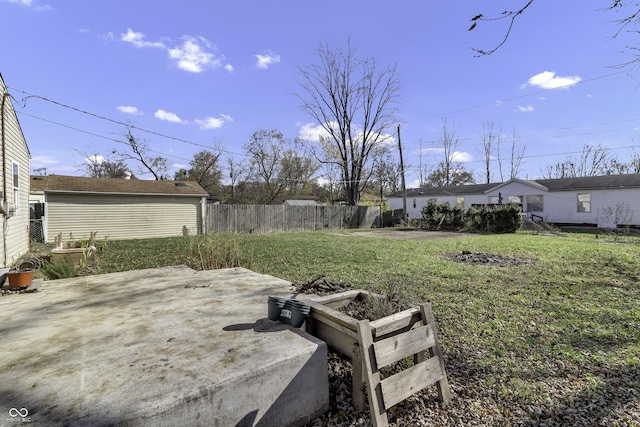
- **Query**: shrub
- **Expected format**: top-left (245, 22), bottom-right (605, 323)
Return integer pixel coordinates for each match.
top-left (42, 257), bottom-right (77, 280)
top-left (487, 204), bottom-right (523, 233)
top-left (425, 201), bottom-right (522, 233)
top-left (421, 200), bottom-right (464, 230)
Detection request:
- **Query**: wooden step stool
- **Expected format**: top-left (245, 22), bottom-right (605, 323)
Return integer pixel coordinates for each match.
top-left (356, 302), bottom-right (451, 427)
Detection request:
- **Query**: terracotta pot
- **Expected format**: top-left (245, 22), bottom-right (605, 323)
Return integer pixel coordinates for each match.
top-left (7, 270), bottom-right (33, 288)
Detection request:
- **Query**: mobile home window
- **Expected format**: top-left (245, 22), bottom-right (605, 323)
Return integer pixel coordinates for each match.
top-left (526, 195), bottom-right (543, 212)
top-left (12, 162), bottom-right (19, 211)
top-left (508, 195), bottom-right (522, 204)
top-left (577, 193), bottom-right (591, 213)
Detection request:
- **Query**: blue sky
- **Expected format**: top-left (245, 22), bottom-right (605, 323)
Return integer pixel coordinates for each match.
top-left (1, 0), bottom-right (639, 187)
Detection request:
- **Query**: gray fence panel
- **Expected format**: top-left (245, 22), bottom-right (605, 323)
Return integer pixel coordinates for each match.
top-left (206, 204), bottom-right (379, 234)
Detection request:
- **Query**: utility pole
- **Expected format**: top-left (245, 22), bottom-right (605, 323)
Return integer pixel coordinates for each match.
top-left (398, 125), bottom-right (407, 224)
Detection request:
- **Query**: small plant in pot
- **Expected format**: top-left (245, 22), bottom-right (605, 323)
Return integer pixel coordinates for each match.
top-left (5, 258), bottom-right (41, 289)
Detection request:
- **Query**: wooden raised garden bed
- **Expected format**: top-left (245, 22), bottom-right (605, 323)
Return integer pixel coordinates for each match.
top-left (299, 290), bottom-right (450, 420)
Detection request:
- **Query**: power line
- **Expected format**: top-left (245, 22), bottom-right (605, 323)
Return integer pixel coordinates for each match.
top-left (16, 111), bottom-right (193, 162)
top-left (434, 71), bottom-right (627, 118)
top-left (9, 86), bottom-right (246, 157)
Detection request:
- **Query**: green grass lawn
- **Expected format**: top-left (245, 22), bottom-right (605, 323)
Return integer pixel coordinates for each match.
top-left (34, 230), bottom-right (640, 424)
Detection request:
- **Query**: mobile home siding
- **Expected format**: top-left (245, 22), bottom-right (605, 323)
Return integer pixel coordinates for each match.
top-left (46, 194), bottom-right (202, 242)
top-left (1, 76), bottom-right (30, 267)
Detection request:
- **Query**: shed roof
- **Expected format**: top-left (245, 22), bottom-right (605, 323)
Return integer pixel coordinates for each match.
top-left (30, 175), bottom-right (208, 196)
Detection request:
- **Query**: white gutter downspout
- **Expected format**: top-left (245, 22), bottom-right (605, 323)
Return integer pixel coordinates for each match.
top-left (1, 92), bottom-right (9, 267)
top-left (200, 196), bottom-right (207, 235)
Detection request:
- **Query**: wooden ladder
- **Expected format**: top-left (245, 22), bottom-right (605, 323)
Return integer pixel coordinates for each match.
top-left (356, 302), bottom-right (451, 427)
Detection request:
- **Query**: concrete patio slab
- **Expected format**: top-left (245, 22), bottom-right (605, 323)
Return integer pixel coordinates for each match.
top-left (0, 266), bottom-right (328, 426)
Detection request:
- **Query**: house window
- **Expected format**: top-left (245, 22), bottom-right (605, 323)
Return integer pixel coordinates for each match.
top-left (508, 195), bottom-right (522, 204)
top-left (456, 197), bottom-right (464, 208)
top-left (577, 193), bottom-right (591, 213)
top-left (12, 162), bottom-right (19, 212)
top-left (526, 195), bottom-right (543, 212)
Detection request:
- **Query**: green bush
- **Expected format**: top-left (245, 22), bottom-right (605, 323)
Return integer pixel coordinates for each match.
top-left (487, 204), bottom-right (522, 233)
top-left (425, 202), bottom-right (522, 233)
top-left (421, 200), bottom-right (464, 230)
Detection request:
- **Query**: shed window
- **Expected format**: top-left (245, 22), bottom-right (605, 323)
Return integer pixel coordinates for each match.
top-left (577, 193), bottom-right (591, 213)
top-left (526, 195), bottom-right (543, 212)
top-left (12, 162), bottom-right (19, 211)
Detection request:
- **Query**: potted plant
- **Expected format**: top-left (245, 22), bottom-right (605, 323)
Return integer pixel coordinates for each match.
top-left (5, 259), bottom-right (38, 288)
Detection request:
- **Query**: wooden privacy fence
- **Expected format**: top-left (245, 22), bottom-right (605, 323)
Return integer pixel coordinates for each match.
top-left (206, 204), bottom-right (380, 234)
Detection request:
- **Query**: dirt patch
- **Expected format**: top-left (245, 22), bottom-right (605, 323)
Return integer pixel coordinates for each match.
top-left (444, 251), bottom-right (535, 267)
top-left (335, 228), bottom-right (468, 241)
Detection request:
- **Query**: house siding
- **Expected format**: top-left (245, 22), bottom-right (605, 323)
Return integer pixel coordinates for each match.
top-left (1, 75), bottom-right (30, 267)
top-left (46, 193), bottom-right (203, 242)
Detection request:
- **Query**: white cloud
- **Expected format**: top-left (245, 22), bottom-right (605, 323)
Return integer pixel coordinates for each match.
top-left (116, 105), bottom-right (141, 115)
top-left (255, 52), bottom-right (281, 69)
top-left (168, 36), bottom-right (222, 73)
top-left (298, 122), bottom-right (331, 142)
top-left (195, 115), bottom-right (232, 129)
top-left (121, 28), bottom-right (165, 49)
top-left (225, 64), bottom-right (234, 73)
top-left (516, 105), bottom-right (534, 112)
top-left (4, 0), bottom-right (33, 6)
top-left (30, 155), bottom-right (58, 167)
top-left (3, 0), bottom-right (52, 10)
top-left (451, 151), bottom-right (473, 162)
top-left (523, 71), bottom-right (581, 90)
top-left (298, 122), bottom-right (393, 146)
top-left (154, 109), bottom-right (185, 123)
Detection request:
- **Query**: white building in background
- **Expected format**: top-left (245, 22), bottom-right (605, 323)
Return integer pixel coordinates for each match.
top-left (387, 174), bottom-right (640, 228)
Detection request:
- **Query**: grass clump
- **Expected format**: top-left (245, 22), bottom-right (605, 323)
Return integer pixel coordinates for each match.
top-left (185, 234), bottom-right (251, 270)
top-left (41, 257), bottom-right (77, 280)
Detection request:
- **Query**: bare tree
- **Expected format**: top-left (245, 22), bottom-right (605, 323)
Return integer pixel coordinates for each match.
top-left (32, 167), bottom-right (48, 176)
top-left (370, 146), bottom-right (402, 199)
top-left (297, 41), bottom-right (401, 205)
top-left (422, 120), bottom-right (475, 187)
top-left (76, 147), bottom-right (130, 178)
top-left (542, 143), bottom-right (623, 178)
top-left (243, 129), bottom-right (292, 204)
top-left (223, 156), bottom-right (250, 203)
top-left (424, 162), bottom-right (474, 187)
top-left (175, 146), bottom-right (224, 194)
top-left (629, 146), bottom-right (640, 173)
top-left (280, 139), bottom-right (319, 196)
top-left (114, 127), bottom-right (168, 180)
top-left (480, 120), bottom-right (502, 183)
top-left (468, 0), bottom-right (535, 56)
top-left (469, 1), bottom-right (640, 67)
top-left (509, 129), bottom-right (526, 179)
